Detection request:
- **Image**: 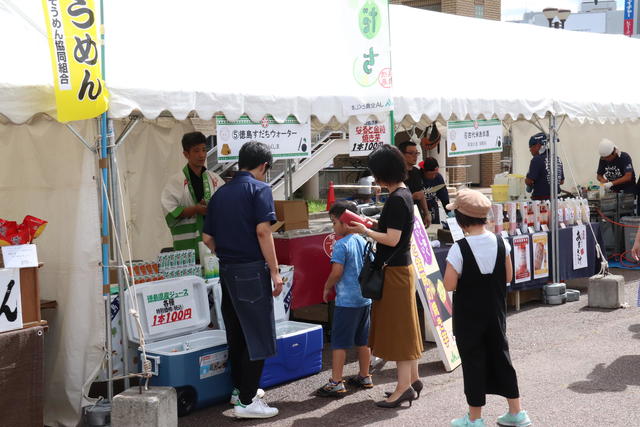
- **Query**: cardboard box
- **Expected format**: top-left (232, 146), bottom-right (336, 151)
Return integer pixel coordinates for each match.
top-left (0, 251), bottom-right (42, 326)
top-left (274, 200), bottom-right (309, 231)
top-left (20, 266), bottom-right (42, 325)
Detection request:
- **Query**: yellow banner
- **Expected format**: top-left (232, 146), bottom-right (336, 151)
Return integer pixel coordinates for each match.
top-left (42, 0), bottom-right (108, 122)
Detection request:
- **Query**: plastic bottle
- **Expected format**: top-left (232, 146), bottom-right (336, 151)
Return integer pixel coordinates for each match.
top-left (486, 205), bottom-right (495, 233)
top-left (493, 204), bottom-right (503, 234)
top-left (502, 204), bottom-right (510, 234)
top-left (198, 241), bottom-right (219, 279)
top-left (518, 202), bottom-right (528, 233)
top-left (540, 201), bottom-right (548, 228)
top-left (533, 201), bottom-right (541, 231)
top-left (582, 199), bottom-right (591, 223)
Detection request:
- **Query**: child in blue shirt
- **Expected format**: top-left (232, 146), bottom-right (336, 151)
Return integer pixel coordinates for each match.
top-left (316, 201), bottom-right (373, 397)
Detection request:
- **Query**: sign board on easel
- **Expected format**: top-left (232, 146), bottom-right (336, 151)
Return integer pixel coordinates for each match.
top-left (0, 268), bottom-right (23, 333)
top-left (410, 207), bottom-right (461, 371)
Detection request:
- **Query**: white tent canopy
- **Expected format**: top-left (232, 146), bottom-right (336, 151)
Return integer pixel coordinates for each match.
top-left (2, 2), bottom-right (640, 426)
top-left (391, 7), bottom-right (640, 124)
top-left (2, 2), bottom-right (640, 124)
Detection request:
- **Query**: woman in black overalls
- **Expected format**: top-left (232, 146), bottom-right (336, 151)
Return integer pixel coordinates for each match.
top-left (443, 189), bottom-right (532, 427)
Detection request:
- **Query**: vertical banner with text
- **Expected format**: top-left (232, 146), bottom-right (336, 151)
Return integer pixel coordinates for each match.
top-left (410, 207), bottom-right (460, 372)
top-left (42, 0), bottom-right (109, 122)
top-left (342, 0), bottom-right (393, 116)
top-left (573, 224), bottom-right (588, 270)
top-left (624, 0), bottom-right (635, 36)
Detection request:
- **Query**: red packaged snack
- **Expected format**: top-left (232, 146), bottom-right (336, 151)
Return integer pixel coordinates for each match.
top-left (22, 215), bottom-right (48, 241)
top-left (339, 210), bottom-right (374, 229)
top-left (0, 220), bottom-right (18, 246)
top-left (15, 224), bottom-right (32, 245)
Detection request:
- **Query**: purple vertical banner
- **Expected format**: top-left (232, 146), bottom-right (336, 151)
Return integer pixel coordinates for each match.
top-left (410, 211), bottom-right (460, 371)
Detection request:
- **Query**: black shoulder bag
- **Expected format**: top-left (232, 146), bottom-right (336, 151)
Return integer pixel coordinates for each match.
top-left (358, 240), bottom-right (402, 300)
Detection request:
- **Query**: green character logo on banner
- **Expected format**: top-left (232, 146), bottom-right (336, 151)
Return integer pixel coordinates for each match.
top-left (359, 1), bottom-right (381, 39)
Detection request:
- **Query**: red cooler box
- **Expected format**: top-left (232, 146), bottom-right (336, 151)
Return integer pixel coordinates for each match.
top-left (274, 225), bottom-right (336, 309)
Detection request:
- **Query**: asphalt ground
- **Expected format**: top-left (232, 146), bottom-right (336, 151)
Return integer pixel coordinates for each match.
top-left (180, 269), bottom-right (640, 427)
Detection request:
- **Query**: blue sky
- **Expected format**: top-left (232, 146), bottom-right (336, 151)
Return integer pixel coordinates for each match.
top-left (502, 0), bottom-right (626, 21)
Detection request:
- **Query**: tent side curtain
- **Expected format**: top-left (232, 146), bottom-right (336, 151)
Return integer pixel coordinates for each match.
top-left (2, 2), bottom-right (640, 125)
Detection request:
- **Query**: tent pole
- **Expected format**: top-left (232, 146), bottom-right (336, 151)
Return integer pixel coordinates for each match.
top-left (110, 116), bottom-right (140, 391)
top-left (107, 119), bottom-right (131, 390)
top-left (390, 110), bottom-right (395, 145)
top-left (114, 116), bottom-right (140, 148)
top-left (64, 123), bottom-right (96, 152)
top-left (548, 114), bottom-right (560, 284)
top-left (98, 0), bottom-right (113, 402)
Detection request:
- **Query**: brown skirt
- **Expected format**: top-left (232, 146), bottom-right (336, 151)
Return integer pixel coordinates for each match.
top-left (369, 265), bottom-right (424, 361)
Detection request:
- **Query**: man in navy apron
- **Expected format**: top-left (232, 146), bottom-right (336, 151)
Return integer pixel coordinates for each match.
top-left (525, 132), bottom-right (564, 200)
top-left (203, 141), bottom-right (283, 419)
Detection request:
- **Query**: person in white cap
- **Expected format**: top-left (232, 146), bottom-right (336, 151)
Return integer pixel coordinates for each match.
top-left (596, 138), bottom-right (636, 194)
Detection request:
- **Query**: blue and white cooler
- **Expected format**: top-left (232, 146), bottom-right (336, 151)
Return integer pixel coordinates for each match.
top-left (206, 268), bottom-right (323, 389)
top-left (124, 276), bottom-right (233, 416)
top-left (259, 265), bottom-right (324, 387)
top-left (259, 319), bottom-right (324, 388)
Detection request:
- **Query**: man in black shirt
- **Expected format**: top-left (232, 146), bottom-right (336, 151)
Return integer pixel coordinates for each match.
top-left (597, 138), bottom-right (636, 194)
top-left (398, 141), bottom-right (430, 226)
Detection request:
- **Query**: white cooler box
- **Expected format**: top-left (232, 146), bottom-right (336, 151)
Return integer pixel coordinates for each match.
top-left (124, 276), bottom-right (233, 416)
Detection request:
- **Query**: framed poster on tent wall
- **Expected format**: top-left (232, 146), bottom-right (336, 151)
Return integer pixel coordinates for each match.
top-left (215, 115), bottom-right (311, 162)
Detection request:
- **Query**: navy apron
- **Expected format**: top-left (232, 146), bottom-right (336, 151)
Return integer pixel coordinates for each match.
top-left (220, 260), bottom-right (276, 361)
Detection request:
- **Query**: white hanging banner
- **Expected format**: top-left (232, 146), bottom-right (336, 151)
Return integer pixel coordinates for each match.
top-left (0, 268), bottom-right (23, 333)
top-left (348, 116), bottom-right (391, 157)
top-left (513, 235), bottom-right (532, 284)
top-left (216, 115), bottom-right (311, 163)
top-left (573, 224), bottom-right (588, 270)
top-left (446, 119), bottom-right (503, 157)
top-left (342, 0), bottom-right (393, 116)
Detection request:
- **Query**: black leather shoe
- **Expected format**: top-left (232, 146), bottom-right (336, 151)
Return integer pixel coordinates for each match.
top-left (385, 380), bottom-right (424, 399)
top-left (376, 387), bottom-right (416, 408)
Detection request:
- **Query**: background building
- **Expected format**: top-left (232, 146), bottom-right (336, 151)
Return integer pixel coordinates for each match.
top-left (510, 1), bottom-right (640, 36)
top-left (391, 0), bottom-right (500, 19)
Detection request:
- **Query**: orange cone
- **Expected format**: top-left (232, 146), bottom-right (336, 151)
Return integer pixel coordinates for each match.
top-left (326, 181), bottom-right (336, 211)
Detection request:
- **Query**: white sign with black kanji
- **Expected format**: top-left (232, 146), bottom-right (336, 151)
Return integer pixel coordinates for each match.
top-left (0, 268), bottom-right (22, 333)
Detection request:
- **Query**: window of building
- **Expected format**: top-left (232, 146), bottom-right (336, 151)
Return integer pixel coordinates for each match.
top-left (475, 4), bottom-right (484, 18)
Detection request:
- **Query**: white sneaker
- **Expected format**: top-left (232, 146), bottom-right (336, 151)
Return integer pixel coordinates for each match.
top-left (229, 388), bottom-right (265, 405)
top-left (234, 397), bottom-right (278, 419)
top-left (370, 356), bottom-right (387, 373)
